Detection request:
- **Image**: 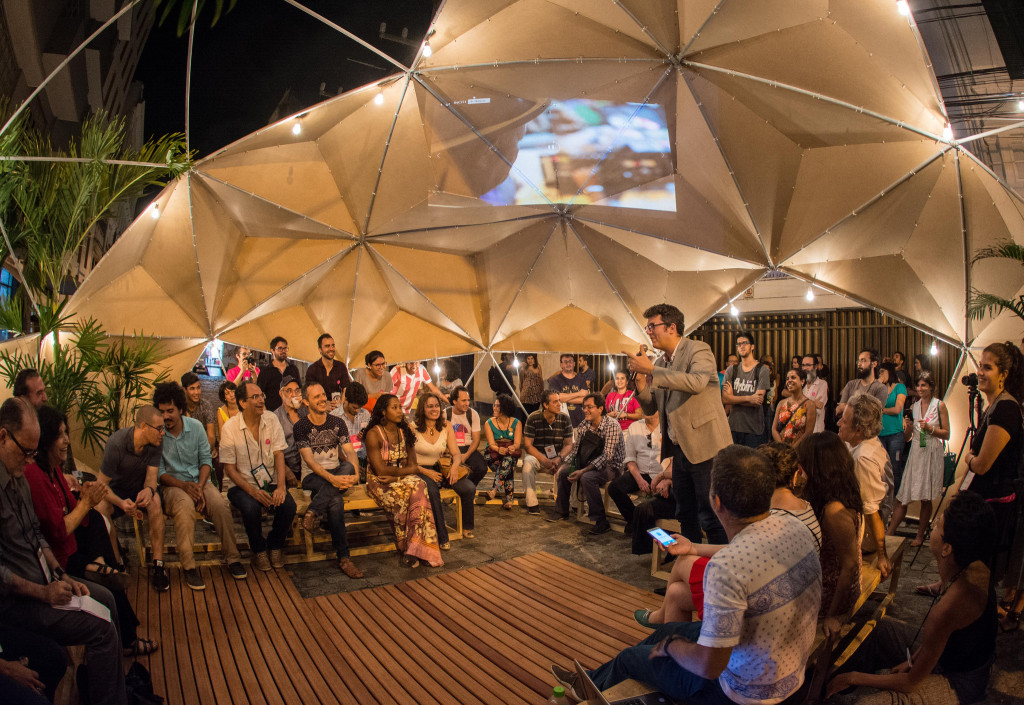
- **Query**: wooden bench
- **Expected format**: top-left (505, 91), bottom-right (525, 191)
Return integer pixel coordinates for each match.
top-left (131, 485), bottom-right (463, 566)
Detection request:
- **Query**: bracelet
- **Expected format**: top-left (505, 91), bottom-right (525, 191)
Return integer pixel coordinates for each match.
top-left (967, 457), bottom-right (973, 472)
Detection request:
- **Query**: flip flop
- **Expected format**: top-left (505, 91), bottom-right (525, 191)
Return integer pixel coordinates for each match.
top-left (914, 583), bottom-right (941, 597)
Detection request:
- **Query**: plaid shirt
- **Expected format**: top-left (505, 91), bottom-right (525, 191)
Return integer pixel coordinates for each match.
top-left (568, 414), bottom-right (625, 480)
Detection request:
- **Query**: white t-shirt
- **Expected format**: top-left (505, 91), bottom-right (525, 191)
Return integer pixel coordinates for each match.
top-left (804, 378), bottom-right (828, 433)
top-left (624, 421), bottom-right (661, 476)
top-left (219, 412), bottom-right (288, 490)
top-left (446, 407), bottom-right (480, 448)
top-left (698, 513), bottom-right (821, 705)
top-left (391, 364), bottom-right (431, 412)
top-left (849, 436), bottom-right (892, 516)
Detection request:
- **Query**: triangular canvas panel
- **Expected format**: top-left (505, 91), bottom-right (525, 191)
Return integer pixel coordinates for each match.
top-left (219, 305), bottom-right (325, 362)
top-left (685, 0), bottom-right (828, 55)
top-left (495, 306), bottom-right (645, 354)
top-left (549, 0), bottom-right (681, 53)
top-left (580, 221), bottom-right (761, 272)
top-left (370, 214), bottom-right (550, 255)
top-left (352, 310), bottom-right (482, 367)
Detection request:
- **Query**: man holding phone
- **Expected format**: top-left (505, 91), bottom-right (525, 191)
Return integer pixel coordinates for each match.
top-left (305, 334), bottom-right (351, 412)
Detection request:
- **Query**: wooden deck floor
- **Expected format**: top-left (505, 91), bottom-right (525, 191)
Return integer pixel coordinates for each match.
top-left (109, 552), bottom-right (658, 705)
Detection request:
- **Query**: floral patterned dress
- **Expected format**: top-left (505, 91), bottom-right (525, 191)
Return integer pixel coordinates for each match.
top-left (775, 398), bottom-right (809, 444)
top-left (366, 426), bottom-right (442, 566)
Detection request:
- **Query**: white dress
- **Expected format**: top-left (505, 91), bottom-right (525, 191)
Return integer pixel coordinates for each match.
top-left (897, 398), bottom-right (944, 503)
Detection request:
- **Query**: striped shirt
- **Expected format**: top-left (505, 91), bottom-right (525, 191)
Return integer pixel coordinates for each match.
top-left (391, 364), bottom-right (432, 413)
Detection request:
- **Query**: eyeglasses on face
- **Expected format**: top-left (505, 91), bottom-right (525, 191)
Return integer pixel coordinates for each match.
top-left (146, 423), bottom-right (166, 434)
top-left (735, 341), bottom-right (751, 348)
top-left (2, 428), bottom-right (38, 459)
top-left (644, 322), bottom-right (668, 333)
top-left (246, 393), bottom-right (266, 401)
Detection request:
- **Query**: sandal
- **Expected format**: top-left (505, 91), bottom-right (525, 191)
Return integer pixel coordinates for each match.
top-left (999, 611), bottom-right (1020, 633)
top-left (440, 541), bottom-right (452, 551)
top-left (914, 582), bottom-right (942, 598)
top-left (910, 537), bottom-right (925, 547)
top-left (486, 489), bottom-right (497, 502)
top-left (463, 530), bottom-right (475, 539)
top-left (502, 501), bottom-right (513, 511)
top-left (84, 562), bottom-right (129, 591)
top-left (124, 637), bottom-right (159, 657)
top-left (401, 554), bottom-right (420, 569)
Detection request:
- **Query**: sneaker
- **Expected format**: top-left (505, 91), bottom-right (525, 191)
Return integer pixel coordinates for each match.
top-left (589, 520), bottom-right (612, 535)
top-left (269, 549), bottom-right (285, 568)
top-left (184, 568), bottom-right (206, 591)
top-left (549, 664), bottom-right (585, 702)
top-left (634, 608), bottom-right (655, 629)
top-left (151, 562), bottom-right (169, 592)
top-left (227, 562), bottom-right (248, 580)
top-left (337, 558), bottom-right (364, 579)
top-left (253, 552), bottom-right (272, 572)
top-left (526, 504), bottom-right (541, 515)
top-left (545, 510), bottom-right (570, 523)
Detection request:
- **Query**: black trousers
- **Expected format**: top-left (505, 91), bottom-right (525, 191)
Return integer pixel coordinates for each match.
top-left (669, 442), bottom-right (727, 544)
top-left (458, 446), bottom-right (488, 486)
top-left (0, 626), bottom-right (68, 702)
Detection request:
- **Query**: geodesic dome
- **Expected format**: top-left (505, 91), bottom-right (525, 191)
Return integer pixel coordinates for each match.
top-left (66, 0), bottom-right (1024, 371)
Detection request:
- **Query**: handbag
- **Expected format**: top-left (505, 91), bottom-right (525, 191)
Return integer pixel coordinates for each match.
top-left (437, 451), bottom-right (468, 483)
top-left (943, 444), bottom-right (957, 488)
top-left (488, 438), bottom-right (521, 462)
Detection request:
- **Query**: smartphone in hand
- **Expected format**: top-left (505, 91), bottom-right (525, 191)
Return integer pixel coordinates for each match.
top-left (647, 527), bottom-right (677, 548)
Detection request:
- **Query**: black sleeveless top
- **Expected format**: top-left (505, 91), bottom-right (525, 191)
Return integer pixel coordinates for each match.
top-left (938, 581), bottom-right (996, 704)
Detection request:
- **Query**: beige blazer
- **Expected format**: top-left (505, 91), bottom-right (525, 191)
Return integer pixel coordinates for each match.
top-left (637, 337), bottom-right (732, 465)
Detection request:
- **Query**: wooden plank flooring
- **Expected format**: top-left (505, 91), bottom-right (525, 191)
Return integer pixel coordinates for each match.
top-left (92, 552), bottom-right (658, 705)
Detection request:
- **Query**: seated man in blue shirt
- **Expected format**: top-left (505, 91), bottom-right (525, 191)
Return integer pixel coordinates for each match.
top-left (153, 383), bottom-right (246, 591)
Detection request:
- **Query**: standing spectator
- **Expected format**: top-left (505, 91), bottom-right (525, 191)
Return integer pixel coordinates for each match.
top-left (351, 350), bottom-right (392, 409)
top-left (392, 361), bottom-right (445, 414)
top-left (913, 353), bottom-right (932, 376)
top-left (624, 303), bottom-right (731, 545)
top-left (519, 353), bottom-right (544, 413)
top-left (483, 394), bottom-right (523, 510)
top-left (545, 393), bottom-right (624, 535)
top-left (892, 350), bottom-right (910, 385)
top-left (181, 372), bottom-right (217, 461)
top-left (877, 361), bottom-right (909, 493)
top-left (294, 382), bottom-right (363, 579)
top-left (226, 346), bottom-right (258, 384)
top-left (837, 348), bottom-right (888, 418)
top-left (888, 371), bottom-right (948, 546)
top-left (838, 395), bottom-right (894, 579)
top-left (719, 353), bottom-right (738, 376)
top-left (721, 331), bottom-right (771, 447)
top-left (331, 382), bottom-right (371, 476)
top-left (436, 359), bottom-right (463, 403)
top-left (153, 383), bottom-right (246, 590)
top-left (412, 393), bottom-right (476, 541)
top-left (801, 354), bottom-right (828, 432)
top-left (488, 353), bottom-right (516, 398)
top-left (219, 382), bottom-right (297, 571)
top-left (304, 333), bottom-right (351, 412)
top-left (521, 390), bottom-right (574, 515)
top-left (547, 353), bottom-right (588, 426)
top-left (576, 355), bottom-right (596, 391)
top-left (258, 337), bottom-right (301, 411)
top-left (771, 368), bottom-right (816, 446)
top-left (605, 371), bottom-right (641, 431)
top-left (273, 376), bottom-right (303, 483)
top-left (444, 386), bottom-right (487, 486)
top-left (606, 410), bottom-right (665, 533)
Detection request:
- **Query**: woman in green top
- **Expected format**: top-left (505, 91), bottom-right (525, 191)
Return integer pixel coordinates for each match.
top-left (877, 362), bottom-right (908, 493)
top-left (484, 394), bottom-right (522, 509)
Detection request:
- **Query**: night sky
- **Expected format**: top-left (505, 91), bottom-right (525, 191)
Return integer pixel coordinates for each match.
top-left (134, 1), bottom-right (436, 158)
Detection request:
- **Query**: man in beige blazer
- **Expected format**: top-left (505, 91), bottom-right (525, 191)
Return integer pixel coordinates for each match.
top-left (624, 304), bottom-right (731, 544)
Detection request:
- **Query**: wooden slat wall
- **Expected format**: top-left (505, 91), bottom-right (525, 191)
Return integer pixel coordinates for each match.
top-left (692, 309), bottom-right (962, 392)
top-left (72, 552), bottom-right (657, 705)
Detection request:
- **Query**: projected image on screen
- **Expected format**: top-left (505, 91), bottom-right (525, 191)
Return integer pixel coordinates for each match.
top-left (481, 99), bottom-right (674, 211)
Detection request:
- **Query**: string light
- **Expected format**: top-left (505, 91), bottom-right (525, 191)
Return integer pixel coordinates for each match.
top-left (422, 41), bottom-right (432, 58)
top-left (930, 340), bottom-right (938, 356)
top-left (608, 359), bottom-right (616, 372)
top-left (896, 1), bottom-right (910, 16)
top-left (291, 121), bottom-right (302, 136)
top-left (374, 89), bottom-right (384, 106)
top-left (942, 124), bottom-right (953, 141)
top-left (512, 356), bottom-right (520, 368)
top-left (433, 360), bottom-right (442, 376)
top-left (729, 303), bottom-right (739, 318)
top-left (149, 203), bottom-right (160, 220)
top-left (805, 286), bottom-right (815, 302)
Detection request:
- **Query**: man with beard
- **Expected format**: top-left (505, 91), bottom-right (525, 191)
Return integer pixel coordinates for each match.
top-left (837, 348), bottom-right (888, 419)
top-left (258, 337), bottom-right (302, 412)
top-left (801, 354), bottom-right (828, 433)
top-left (304, 334), bottom-right (351, 412)
top-left (891, 350), bottom-right (910, 385)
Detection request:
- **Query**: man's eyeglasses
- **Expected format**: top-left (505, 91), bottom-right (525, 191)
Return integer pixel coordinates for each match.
top-left (736, 341), bottom-right (751, 348)
top-left (146, 423), bottom-right (166, 434)
top-left (3, 429), bottom-right (37, 459)
top-left (644, 322), bottom-right (668, 333)
top-left (246, 393), bottom-right (266, 401)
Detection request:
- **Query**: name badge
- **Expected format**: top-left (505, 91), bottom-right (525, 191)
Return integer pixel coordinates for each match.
top-left (544, 445), bottom-right (558, 459)
top-left (250, 463), bottom-right (273, 490)
top-left (350, 434), bottom-right (363, 451)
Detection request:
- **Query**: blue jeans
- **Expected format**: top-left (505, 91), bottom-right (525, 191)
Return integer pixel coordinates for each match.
top-left (731, 430), bottom-right (763, 449)
top-left (670, 444), bottom-right (727, 544)
top-left (227, 485), bottom-right (297, 554)
top-left (879, 432), bottom-right (906, 495)
top-left (302, 466), bottom-right (353, 559)
top-left (588, 622), bottom-right (732, 705)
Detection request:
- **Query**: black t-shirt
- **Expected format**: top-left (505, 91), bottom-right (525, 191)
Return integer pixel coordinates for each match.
top-left (970, 396), bottom-right (1023, 499)
top-left (258, 362), bottom-right (302, 411)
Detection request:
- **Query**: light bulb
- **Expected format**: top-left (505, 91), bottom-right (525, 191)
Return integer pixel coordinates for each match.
top-left (374, 90), bottom-right (384, 106)
top-left (433, 362), bottom-right (441, 375)
top-left (291, 121), bottom-right (302, 136)
top-left (930, 340), bottom-right (938, 356)
top-left (942, 124), bottom-right (953, 141)
top-left (896, 0), bottom-right (910, 16)
top-left (422, 41), bottom-right (432, 58)
top-left (512, 357), bottom-right (520, 368)
top-left (729, 304), bottom-right (739, 318)
top-left (608, 360), bottom-right (616, 372)
top-left (805, 287), bottom-right (815, 302)
top-left (1017, 98), bottom-right (1024, 111)
top-left (149, 203), bottom-right (160, 220)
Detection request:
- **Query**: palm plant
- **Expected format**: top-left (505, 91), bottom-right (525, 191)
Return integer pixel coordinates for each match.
top-left (155, 0), bottom-right (238, 36)
top-left (967, 240), bottom-right (1024, 323)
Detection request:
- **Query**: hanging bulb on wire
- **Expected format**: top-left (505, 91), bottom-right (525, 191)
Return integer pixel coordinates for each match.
top-left (805, 286), bottom-right (815, 302)
top-left (930, 340), bottom-right (938, 356)
top-left (729, 304), bottom-right (739, 318)
top-left (374, 89), bottom-right (384, 106)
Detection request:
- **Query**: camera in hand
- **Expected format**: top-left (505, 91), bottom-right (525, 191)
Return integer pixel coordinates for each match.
top-left (961, 372), bottom-right (978, 388)
top-left (244, 355), bottom-right (255, 364)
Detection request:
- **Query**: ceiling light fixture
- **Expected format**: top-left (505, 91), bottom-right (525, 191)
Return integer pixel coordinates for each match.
top-left (805, 286), bottom-right (815, 302)
top-left (149, 203), bottom-right (160, 220)
top-left (422, 41), bottom-right (432, 58)
top-left (729, 303), bottom-right (739, 318)
top-left (942, 124), bottom-right (953, 141)
top-left (607, 359), bottom-right (616, 372)
top-left (291, 121), bottom-right (302, 136)
top-left (896, 1), bottom-right (910, 17)
top-left (374, 89), bottom-right (384, 106)
top-left (930, 340), bottom-right (938, 356)
top-left (1018, 98), bottom-right (1024, 111)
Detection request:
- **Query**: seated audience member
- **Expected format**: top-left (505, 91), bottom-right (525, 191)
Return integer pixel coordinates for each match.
top-left (634, 442), bottom-right (820, 629)
top-left (305, 333), bottom-right (351, 411)
top-left (362, 394), bottom-right (443, 568)
top-left (839, 395), bottom-right (895, 578)
top-left (888, 371), bottom-right (948, 547)
top-left (351, 350), bottom-right (392, 408)
top-left (331, 381), bottom-right (371, 476)
top-left (605, 371), bottom-right (641, 431)
top-left (226, 346), bottom-right (258, 384)
top-left (828, 491), bottom-right (997, 705)
top-left (25, 406), bottom-right (156, 657)
top-left (95, 405), bottom-right (169, 591)
top-left (273, 375), bottom-right (303, 483)
top-left (607, 410), bottom-right (665, 532)
top-left (413, 392), bottom-right (476, 541)
top-left (294, 383), bottom-right (364, 579)
top-left (798, 432), bottom-right (864, 637)
top-left (0, 628), bottom-right (67, 704)
top-left (553, 445), bottom-right (821, 704)
top-left (0, 398), bottom-right (128, 705)
top-left (483, 394), bottom-right (523, 510)
top-left (13, 368), bottom-right (48, 409)
top-left (153, 383), bottom-right (247, 590)
top-left (444, 386), bottom-right (487, 485)
top-left (392, 360), bottom-right (446, 413)
top-left (217, 380), bottom-right (238, 435)
top-left (772, 367), bottom-right (816, 446)
top-left (547, 353), bottom-right (588, 426)
top-left (219, 382), bottom-right (298, 571)
top-left (545, 393), bottom-right (624, 535)
top-left (629, 469), bottom-right (677, 555)
top-left (522, 390), bottom-right (574, 515)
top-left (180, 372), bottom-right (217, 460)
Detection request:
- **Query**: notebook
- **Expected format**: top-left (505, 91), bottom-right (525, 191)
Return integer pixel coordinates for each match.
top-left (574, 659), bottom-right (672, 705)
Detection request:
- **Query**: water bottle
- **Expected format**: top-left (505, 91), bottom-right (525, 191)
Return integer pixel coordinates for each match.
top-left (919, 421), bottom-right (927, 448)
top-left (546, 686), bottom-right (570, 705)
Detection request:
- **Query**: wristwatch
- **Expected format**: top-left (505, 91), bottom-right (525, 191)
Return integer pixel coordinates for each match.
top-left (52, 566), bottom-right (66, 581)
